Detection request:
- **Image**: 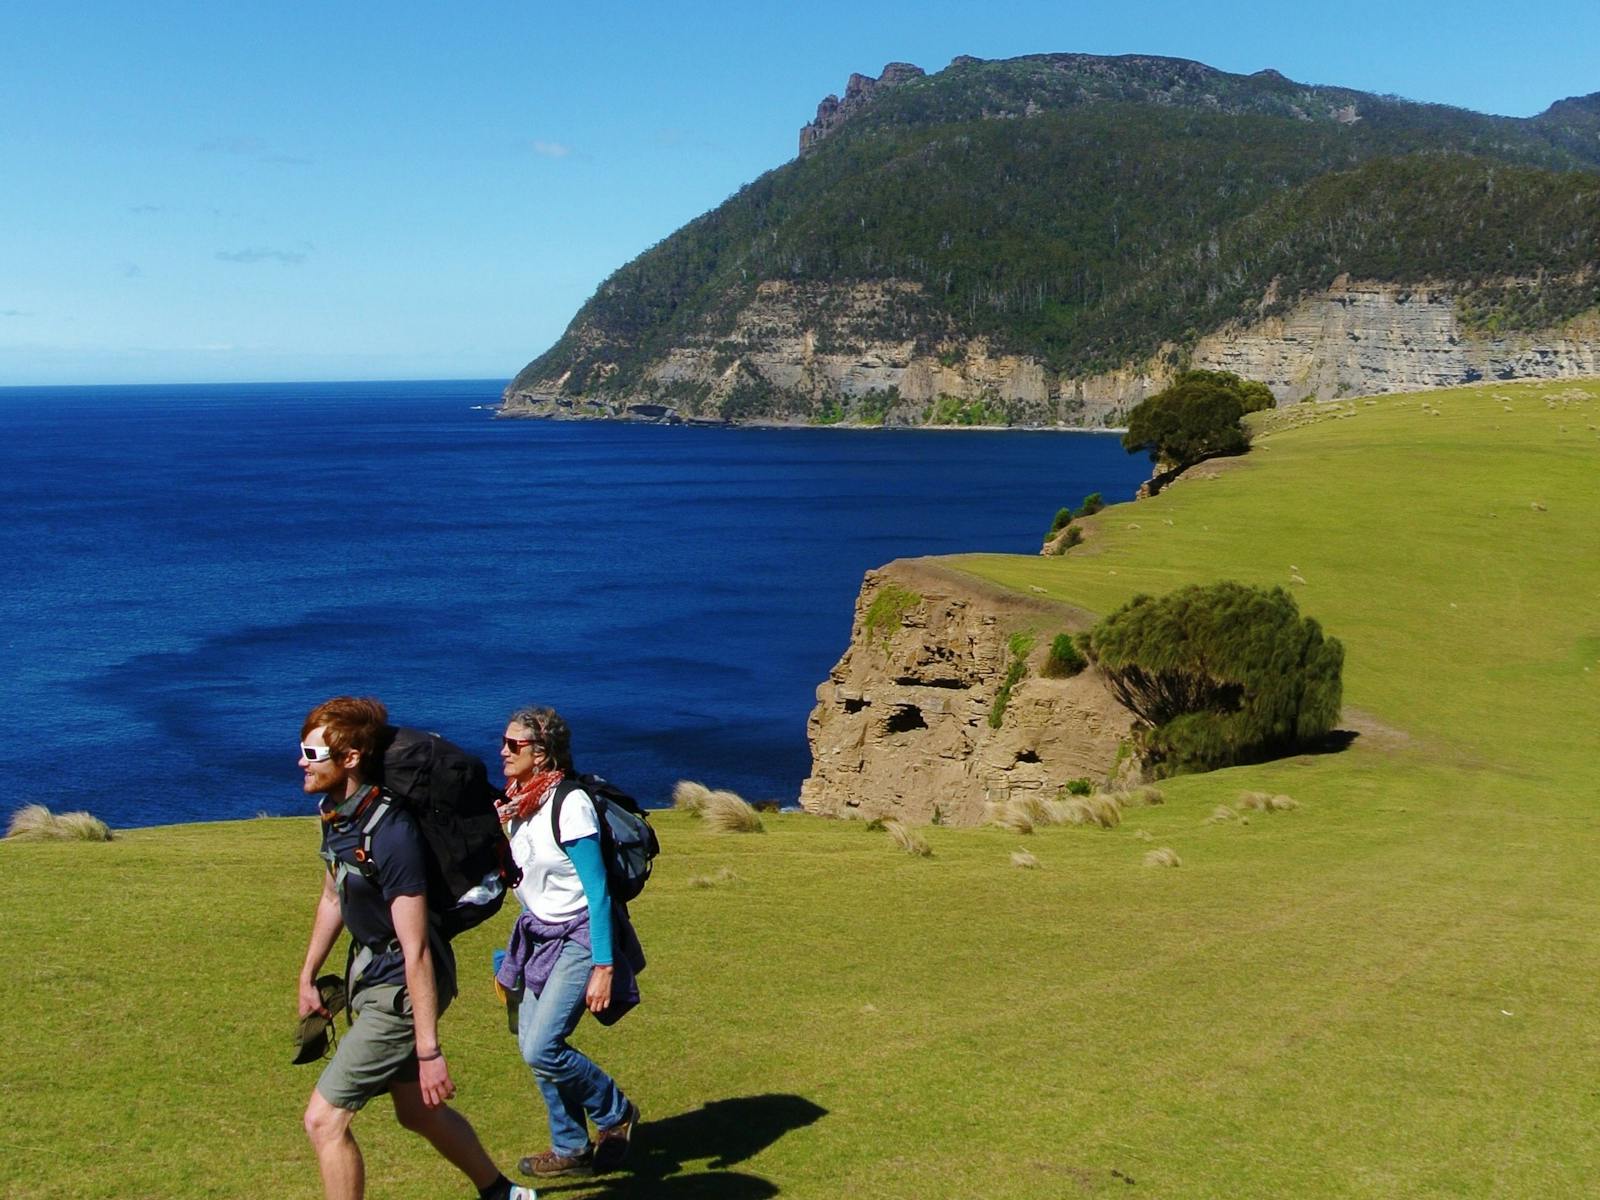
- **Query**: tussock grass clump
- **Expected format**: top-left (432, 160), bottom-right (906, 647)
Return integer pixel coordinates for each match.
top-left (884, 819), bottom-right (932, 857)
top-left (672, 780), bottom-right (711, 813)
top-left (985, 800), bottom-right (1035, 834)
top-left (1237, 790), bottom-right (1298, 813)
top-left (1207, 805), bottom-right (1237, 824)
top-left (1127, 785), bottom-right (1164, 806)
top-left (1143, 847), bottom-right (1182, 868)
top-left (1132, 828), bottom-right (1154, 841)
top-left (1011, 849), bottom-right (1041, 869)
top-left (6, 805), bottom-right (113, 842)
top-left (688, 866), bottom-right (741, 889)
top-left (701, 790), bottom-right (765, 833)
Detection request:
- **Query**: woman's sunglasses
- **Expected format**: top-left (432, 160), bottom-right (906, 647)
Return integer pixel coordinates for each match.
top-left (503, 736), bottom-right (539, 753)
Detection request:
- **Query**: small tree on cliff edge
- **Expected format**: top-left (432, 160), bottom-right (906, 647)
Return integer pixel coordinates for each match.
top-left (1122, 370), bottom-right (1275, 472)
top-left (1084, 581), bottom-right (1343, 776)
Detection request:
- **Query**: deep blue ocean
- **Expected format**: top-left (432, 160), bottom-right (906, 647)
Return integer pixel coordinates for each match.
top-left (0, 380), bottom-right (1150, 827)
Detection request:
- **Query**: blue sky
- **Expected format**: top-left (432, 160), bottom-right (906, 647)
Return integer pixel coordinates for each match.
top-left (4, 1), bottom-right (1597, 386)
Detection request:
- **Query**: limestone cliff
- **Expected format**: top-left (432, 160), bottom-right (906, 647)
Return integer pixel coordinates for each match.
top-left (799, 559), bottom-right (1137, 825)
top-left (500, 277), bottom-right (1600, 427)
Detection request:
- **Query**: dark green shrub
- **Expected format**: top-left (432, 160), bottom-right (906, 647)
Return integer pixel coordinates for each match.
top-left (1049, 507), bottom-right (1074, 534)
top-left (1075, 492), bottom-right (1105, 517)
top-left (1085, 581), bottom-right (1343, 776)
top-left (1042, 633), bottom-right (1088, 678)
top-left (1122, 370), bottom-right (1271, 470)
top-left (1064, 778), bottom-right (1093, 796)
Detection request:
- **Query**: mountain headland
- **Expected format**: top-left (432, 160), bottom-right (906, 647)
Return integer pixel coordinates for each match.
top-left (503, 52), bottom-right (1600, 427)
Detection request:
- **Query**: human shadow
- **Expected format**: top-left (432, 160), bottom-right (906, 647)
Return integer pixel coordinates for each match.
top-left (537, 1092), bottom-right (827, 1200)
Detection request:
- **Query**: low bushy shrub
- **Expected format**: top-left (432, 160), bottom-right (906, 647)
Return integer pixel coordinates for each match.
top-left (1075, 491), bottom-right (1105, 517)
top-left (1050, 507), bottom-right (1074, 534)
top-left (1085, 581), bottom-right (1343, 776)
top-left (1042, 633), bottom-right (1088, 678)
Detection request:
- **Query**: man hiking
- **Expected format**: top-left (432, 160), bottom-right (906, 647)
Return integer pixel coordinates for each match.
top-left (295, 696), bottom-right (532, 1200)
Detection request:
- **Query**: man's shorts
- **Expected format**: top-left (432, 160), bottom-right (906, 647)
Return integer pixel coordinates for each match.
top-left (315, 982), bottom-right (453, 1111)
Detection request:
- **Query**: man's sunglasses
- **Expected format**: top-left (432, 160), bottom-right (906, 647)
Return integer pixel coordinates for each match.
top-left (301, 744), bottom-right (341, 763)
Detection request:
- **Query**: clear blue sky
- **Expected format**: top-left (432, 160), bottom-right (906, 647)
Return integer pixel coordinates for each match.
top-left (4, 1), bottom-right (1597, 386)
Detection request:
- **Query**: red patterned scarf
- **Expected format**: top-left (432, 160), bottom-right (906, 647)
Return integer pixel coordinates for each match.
top-left (501, 768), bottom-right (566, 824)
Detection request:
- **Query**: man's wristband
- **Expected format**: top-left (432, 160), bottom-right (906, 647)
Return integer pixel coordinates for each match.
top-left (417, 1048), bottom-right (443, 1062)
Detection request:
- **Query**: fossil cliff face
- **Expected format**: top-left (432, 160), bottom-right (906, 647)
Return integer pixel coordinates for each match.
top-left (799, 560), bottom-right (1136, 825)
top-left (501, 278), bottom-right (1600, 427)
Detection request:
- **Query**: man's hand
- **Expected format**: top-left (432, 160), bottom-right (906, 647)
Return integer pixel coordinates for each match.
top-left (298, 976), bottom-right (331, 1020)
top-left (419, 1052), bottom-right (455, 1108)
top-left (585, 964), bottom-right (614, 1014)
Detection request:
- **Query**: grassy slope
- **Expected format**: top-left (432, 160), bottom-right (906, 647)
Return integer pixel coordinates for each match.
top-left (5, 380), bottom-right (1599, 1199)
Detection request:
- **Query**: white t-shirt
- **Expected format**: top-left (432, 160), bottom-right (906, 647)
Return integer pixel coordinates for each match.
top-left (508, 785), bottom-right (600, 922)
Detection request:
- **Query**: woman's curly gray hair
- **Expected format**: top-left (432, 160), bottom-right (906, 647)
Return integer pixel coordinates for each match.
top-left (506, 705), bottom-right (573, 771)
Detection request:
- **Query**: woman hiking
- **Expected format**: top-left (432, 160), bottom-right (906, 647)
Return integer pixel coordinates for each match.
top-left (493, 705), bottom-right (644, 1179)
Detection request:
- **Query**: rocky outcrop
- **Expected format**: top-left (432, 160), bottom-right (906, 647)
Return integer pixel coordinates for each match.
top-left (500, 277), bottom-right (1600, 427)
top-left (799, 62), bottom-right (926, 154)
top-left (799, 560), bottom-right (1137, 825)
top-left (1192, 278), bottom-right (1600, 401)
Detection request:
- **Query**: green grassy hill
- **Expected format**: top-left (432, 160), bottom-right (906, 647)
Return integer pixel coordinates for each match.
top-left (6, 379), bottom-right (1599, 1198)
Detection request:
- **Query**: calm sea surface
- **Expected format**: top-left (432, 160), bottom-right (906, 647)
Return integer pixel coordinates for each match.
top-left (0, 380), bottom-right (1150, 827)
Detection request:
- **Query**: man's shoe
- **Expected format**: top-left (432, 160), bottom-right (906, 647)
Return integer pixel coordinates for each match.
top-left (593, 1101), bottom-right (640, 1172)
top-left (518, 1146), bottom-right (594, 1178)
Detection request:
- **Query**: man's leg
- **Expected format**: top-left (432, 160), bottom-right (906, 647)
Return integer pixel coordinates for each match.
top-left (304, 1090), bottom-right (363, 1200)
top-left (390, 1081), bottom-right (501, 1189)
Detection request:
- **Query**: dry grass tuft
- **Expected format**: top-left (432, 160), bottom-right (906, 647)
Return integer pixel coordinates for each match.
top-left (1127, 785), bottom-right (1164, 806)
top-left (884, 819), bottom-right (932, 857)
top-left (701, 789), bottom-right (765, 833)
top-left (985, 800), bottom-right (1035, 835)
top-left (688, 866), bottom-right (741, 889)
top-left (1082, 793), bottom-right (1123, 828)
top-left (1132, 828), bottom-right (1154, 841)
top-left (672, 780), bottom-right (711, 813)
top-left (1207, 805), bottom-right (1237, 824)
top-left (6, 805), bottom-right (114, 842)
top-left (1236, 790), bottom-right (1298, 813)
top-left (1143, 847), bottom-right (1181, 868)
top-left (1010, 849), bottom-right (1041, 869)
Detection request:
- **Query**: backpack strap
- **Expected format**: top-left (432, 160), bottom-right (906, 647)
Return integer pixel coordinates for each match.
top-left (352, 794), bottom-right (394, 886)
top-left (549, 778), bottom-right (581, 856)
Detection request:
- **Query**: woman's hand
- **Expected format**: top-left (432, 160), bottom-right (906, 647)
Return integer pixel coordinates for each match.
top-left (585, 964), bottom-right (614, 1014)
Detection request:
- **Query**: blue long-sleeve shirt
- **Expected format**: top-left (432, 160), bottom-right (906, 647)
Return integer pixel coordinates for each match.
top-left (561, 832), bottom-right (613, 964)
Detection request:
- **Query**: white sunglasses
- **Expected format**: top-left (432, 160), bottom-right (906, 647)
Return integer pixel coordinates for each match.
top-left (300, 744), bottom-right (341, 763)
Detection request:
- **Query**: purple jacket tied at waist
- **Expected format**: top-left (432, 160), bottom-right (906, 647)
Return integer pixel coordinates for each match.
top-left (496, 906), bottom-right (645, 1026)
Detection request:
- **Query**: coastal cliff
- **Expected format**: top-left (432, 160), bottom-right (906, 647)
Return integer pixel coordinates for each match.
top-left (799, 559), bottom-right (1136, 824)
top-left (502, 277), bottom-right (1600, 427)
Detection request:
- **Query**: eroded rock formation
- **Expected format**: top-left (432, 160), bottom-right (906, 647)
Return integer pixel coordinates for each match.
top-left (799, 559), bottom-right (1137, 825)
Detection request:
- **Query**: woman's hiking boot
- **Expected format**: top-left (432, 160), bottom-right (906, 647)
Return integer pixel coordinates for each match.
top-left (518, 1145), bottom-right (594, 1178)
top-left (593, 1101), bottom-right (640, 1171)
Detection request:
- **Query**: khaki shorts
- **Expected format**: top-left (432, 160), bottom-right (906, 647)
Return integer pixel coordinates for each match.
top-left (315, 982), bottom-right (452, 1112)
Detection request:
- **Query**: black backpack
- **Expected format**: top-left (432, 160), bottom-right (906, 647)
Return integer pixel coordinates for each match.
top-left (354, 726), bottom-right (521, 938)
top-left (551, 773), bottom-right (659, 903)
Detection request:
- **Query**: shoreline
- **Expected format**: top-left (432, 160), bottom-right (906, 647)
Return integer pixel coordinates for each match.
top-left (494, 407), bottom-right (1128, 434)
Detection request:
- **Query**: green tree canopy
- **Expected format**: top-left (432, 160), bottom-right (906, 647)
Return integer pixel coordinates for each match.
top-left (1086, 581), bottom-right (1343, 775)
top-left (1121, 370), bottom-right (1272, 469)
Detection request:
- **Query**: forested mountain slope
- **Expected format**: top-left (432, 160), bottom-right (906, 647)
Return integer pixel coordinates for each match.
top-left (506, 53), bottom-right (1600, 426)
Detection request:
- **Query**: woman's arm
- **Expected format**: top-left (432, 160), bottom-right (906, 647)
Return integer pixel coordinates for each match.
top-left (562, 833), bottom-right (614, 965)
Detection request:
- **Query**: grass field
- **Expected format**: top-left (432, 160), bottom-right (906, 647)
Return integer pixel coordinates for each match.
top-left (4, 379), bottom-right (1599, 1199)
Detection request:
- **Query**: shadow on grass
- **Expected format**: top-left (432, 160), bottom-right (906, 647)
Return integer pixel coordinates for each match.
top-left (538, 1092), bottom-right (828, 1199)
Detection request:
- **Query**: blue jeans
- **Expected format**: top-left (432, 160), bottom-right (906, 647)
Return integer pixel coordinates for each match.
top-left (516, 937), bottom-right (629, 1156)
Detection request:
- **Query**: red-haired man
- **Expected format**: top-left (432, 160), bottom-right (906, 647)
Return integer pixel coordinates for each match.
top-left (295, 697), bottom-right (530, 1200)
